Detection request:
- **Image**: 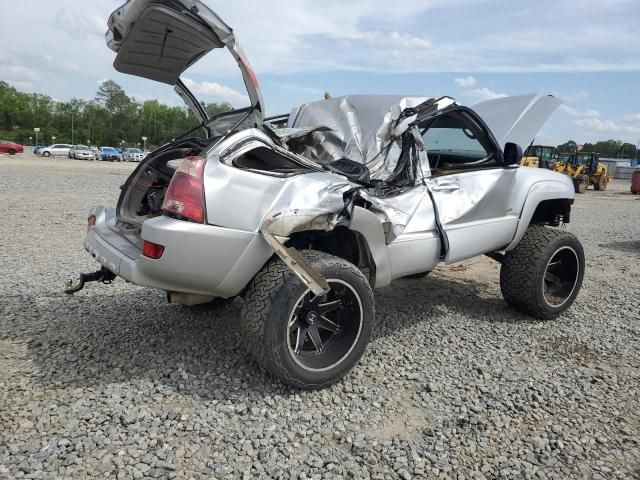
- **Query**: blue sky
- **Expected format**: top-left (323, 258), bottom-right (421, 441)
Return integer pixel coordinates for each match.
top-left (2, 0), bottom-right (639, 146)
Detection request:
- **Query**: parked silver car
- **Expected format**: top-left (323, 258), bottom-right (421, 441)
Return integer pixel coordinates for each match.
top-left (68, 145), bottom-right (95, 160)
top-left (41, 144), bottom-right (72, 157)
top-left (69, 0), bottom-right (584, 388)
top-left (123, 147), bottom-right (144, 162)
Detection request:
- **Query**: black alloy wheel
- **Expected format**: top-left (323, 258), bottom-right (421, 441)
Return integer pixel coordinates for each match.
top-left (287, 279), bottom-right (363, 372)
top-left (542, 246), bottom-right (580, 308)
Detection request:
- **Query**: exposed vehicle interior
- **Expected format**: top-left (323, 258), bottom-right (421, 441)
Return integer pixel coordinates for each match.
top-left (231, 146), bottom-right (310, 175)
top-left (117, 138), bottom-right (211, 222)
top-left (420, 111), bottom-right (500, 175)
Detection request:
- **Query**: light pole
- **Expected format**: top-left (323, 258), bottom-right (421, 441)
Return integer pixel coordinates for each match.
top-left (71, 113), bottom-right (74, 145)
top-left (142, 136), bottom-right (147, 152)
top-left (33, 127), bottom-right (40, 146)
top-left (51, 136), bottom-right (56, 142)
top-left (29, 136), bottom-right (32, 146)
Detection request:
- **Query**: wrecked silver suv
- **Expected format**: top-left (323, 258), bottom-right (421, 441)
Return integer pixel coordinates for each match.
top-left (68, 0), bottom-right (585, 388)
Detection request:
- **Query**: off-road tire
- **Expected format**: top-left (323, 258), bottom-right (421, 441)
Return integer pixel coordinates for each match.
top-left (574, 175), bottom-right (588, 194)
top-left (241, 250), bottom-right (374, 389)
top-left (500, 226), bottom-right (585, 319)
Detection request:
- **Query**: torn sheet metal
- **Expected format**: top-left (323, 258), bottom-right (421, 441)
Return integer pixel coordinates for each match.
top-left (259, 171), bottom-right (356, 237)
top-left (261, 232), bottom-right (330, 296)
top-left (284, 95), bottom-right (432, 180)
top-left (357, 187), bottom-right (426, 242)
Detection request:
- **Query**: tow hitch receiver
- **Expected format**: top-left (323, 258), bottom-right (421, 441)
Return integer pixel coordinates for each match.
top-left (64, 267), bottom-right (116, 294)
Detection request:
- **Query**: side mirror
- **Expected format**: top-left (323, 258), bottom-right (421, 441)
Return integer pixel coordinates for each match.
top-left (504, 142), bottom-right (523, 165)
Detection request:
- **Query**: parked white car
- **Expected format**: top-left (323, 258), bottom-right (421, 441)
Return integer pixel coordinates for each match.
top-left (68, 145), bottom-right (95, 160)
top-left (41, 144), bottom-right (72, 157)
top-left (123, 148), bottom-right (144, 162)
top-left (68, 0), bottom-right (585, 389)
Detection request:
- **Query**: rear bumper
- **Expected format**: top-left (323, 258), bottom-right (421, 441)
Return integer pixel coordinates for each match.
top-left (83, 206), bottom-right (273, 297)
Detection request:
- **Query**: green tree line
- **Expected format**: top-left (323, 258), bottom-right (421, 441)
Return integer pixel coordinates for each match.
top-left (0, 80), bottom-right (231, 148)
top-left (1, 79), bottom-right (638, 157)
top-left (556, 140), bottom-right (637, 158)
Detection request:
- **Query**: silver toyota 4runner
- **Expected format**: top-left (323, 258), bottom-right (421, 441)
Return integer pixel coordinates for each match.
top-left (68, 0), bottom-right (585, 388)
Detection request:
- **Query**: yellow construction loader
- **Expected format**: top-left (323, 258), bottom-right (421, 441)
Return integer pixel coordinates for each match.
top-left (520, 145), bottom-right (557, 169)
top-left (553, 152), bottom-right (613, 193)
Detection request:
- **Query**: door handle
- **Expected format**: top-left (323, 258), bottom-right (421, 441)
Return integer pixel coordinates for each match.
top-left (431, 183), bottom-right (459, 192)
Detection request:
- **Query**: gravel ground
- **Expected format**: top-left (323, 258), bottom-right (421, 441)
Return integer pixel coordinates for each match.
top-left (1, 154), bottom-right (639, 479)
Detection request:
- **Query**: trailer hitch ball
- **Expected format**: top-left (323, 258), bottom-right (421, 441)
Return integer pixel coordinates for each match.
top-left (64, 267), bottom-right (116, 294)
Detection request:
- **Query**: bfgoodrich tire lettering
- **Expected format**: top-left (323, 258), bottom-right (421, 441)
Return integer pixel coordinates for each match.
top-left (240, 250), bottom-right (374, 389)
top-left (500, 226), bottom-right (585, 319)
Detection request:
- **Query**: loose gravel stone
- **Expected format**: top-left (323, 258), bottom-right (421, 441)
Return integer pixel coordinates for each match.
top-left (1, 155), bottom-right (639, 479)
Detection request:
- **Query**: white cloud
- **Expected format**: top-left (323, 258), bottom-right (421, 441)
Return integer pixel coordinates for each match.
top-left (181, 78), bottom-right (249, 107)
top-left (575, 117), bottom-right (640, 135)
top-left (278, 84), bottom-right (325, 96)
top-left (454, 76), bottom-right (477, 88)
top-left (53, 8), bottom-right (103, 40)
top-left (463, 87), bottom-right (508, 103)
top-left (551, 91), bottom-right (589, 102)
top-left (558, 105), bottom-right (601, 118)
top-left (558, 106), bottom-right (640, 138)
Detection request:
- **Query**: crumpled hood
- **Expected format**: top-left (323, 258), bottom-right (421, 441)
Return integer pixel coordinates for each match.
top-left (471, 94), bottom-right (562, 150)
top-left (284, 95), bottom-right (433, 180)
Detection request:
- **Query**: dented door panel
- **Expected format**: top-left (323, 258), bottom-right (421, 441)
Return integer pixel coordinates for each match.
top-left (428, 168), bottom-right (518, 262)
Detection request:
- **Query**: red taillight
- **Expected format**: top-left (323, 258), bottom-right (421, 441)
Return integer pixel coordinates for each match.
top-left (161, 156), bottom-right (207, 223)
top-left (87, 215), bottom-right (96, 232)
top-left (142, 240), bottom-right (165, 259)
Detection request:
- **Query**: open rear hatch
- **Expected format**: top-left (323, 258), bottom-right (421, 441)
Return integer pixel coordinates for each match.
top-left (104, 0), bottom-right (268, 232)
top-left (106, 0), bottom-right (263, 130)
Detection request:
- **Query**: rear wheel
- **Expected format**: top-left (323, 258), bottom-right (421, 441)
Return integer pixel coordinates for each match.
top-left (241, 250), bottom-right (374, 388)
top-left (500, 226), bottom-right (585, 319)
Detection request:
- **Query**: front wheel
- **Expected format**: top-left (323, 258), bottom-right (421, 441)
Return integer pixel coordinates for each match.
top-left (500, 226), bottom-right (585, 319)
top-left (241, 250), bottom-right (374, 389)
top-left (595, 175), bottom-right (607, 191)
top-left (43, 151), bottom-right (50, 157)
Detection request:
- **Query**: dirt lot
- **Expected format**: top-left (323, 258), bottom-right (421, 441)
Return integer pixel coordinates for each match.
top-left (1, 154), bottom-right (639, 479)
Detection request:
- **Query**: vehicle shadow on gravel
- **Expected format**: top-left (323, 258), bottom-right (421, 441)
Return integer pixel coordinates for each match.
top-left (5, 273), bottom-right (531, 395)
top-left (372, 274), bottom-right (534, 340)
top-left (598, 239), bottom-right (640, 254)
top-left (6, 290), bottom-right (285, 396)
